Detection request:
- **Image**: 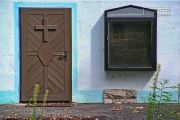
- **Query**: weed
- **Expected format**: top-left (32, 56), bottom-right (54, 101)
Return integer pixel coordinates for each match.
top-left (26, 98), bottom-right (32, 119)
top-left (32, 84), bottom-right (40, 120)
top-left (155, 79), bottom-right (176, 119)
top-left (28, 84), bottom-right (49, 120)
top-left (40, 90), bottom-right (49, 120)
top-left (145, 64), bottom-right (177, 120)
top-left (145, 64), bottom-right (160, 120)
top-left (177, 83), bottom-right (180, 119)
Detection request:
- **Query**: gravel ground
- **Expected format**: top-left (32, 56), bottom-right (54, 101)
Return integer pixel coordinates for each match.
top-left (0, 103), bottom-right (179, 120)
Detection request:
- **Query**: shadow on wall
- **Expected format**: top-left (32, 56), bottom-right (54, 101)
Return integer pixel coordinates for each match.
top-left (90, 13), bottom-right (155, 90)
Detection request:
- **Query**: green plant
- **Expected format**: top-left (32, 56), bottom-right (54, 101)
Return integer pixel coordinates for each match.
top-left (28, 84), bottom-right (49, 120)
top-left (145, 64), bottom-right (160, 120)
top-left (26, 98), bottom-right (32, 119)
top-left (177, 83), bottom-right (180, 120)
top-left (146, 92), bottom-right (156, 120)
top-left (32, 84), bottom-right (40, 120)
top-left (156, 79), bottom-right (175, 119)
top-left (145, 64), bottom-right (177, 120)
top-left (40, 90), bottom-right (49, 120)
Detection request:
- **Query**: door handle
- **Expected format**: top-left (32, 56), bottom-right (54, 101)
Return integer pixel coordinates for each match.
top-left (59, 51), bottom-right (67, 61)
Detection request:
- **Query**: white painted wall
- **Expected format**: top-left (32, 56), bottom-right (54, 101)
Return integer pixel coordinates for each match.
top-left (0, 0), bottom-right (180, 103)
top-left (0, 1), bottom-right (14, 91)
top-left (77, 1), bottom-right (180, 91)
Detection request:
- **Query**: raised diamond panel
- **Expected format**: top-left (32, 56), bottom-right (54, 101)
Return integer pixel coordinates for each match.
top-left (38, 43), bottom-right (54, 65)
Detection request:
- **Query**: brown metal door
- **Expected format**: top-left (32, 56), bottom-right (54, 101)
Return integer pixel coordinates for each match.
top-left (20, 8), bottom-right (72, 102)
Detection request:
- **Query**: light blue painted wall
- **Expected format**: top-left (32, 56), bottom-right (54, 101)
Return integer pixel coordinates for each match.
top-left (137, 91), bottom-right (179, 103)
top-left (0, 1), bottom-right (19, 104)
top-left (0, 0), bottom-right (180, 104)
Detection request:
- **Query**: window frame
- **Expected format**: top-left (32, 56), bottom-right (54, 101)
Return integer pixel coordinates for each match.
top-left (104, 5), bottom-right (157, 71)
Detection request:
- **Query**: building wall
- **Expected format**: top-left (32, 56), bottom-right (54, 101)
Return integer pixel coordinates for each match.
top-left (0, 0), bottom-right (179, 104)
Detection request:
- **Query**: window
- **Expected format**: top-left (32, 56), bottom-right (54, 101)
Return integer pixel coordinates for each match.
top-left (104, 5), bottom-right (157, 71)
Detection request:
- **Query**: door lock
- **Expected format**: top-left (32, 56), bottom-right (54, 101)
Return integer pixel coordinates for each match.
top-left (59, 51), bottom-right (67, 61)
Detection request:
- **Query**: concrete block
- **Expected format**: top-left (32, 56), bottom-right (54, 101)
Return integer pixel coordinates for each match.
top-left (104, 89), bottom-right (137, 104)
top-left (104, 99), bottom-right (112, 104)
top-left (126, 89), bottom-right (136, 99)
top-left (112, 99), bottom-right (126, 104)
top-left (124, 99), bottom-right (136, 104)
top-left (104, 89), bottom-right (126, 99)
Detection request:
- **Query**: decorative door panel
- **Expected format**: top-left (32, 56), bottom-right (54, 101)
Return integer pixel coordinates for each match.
top-left (20, 8), bottom-right (72, 102)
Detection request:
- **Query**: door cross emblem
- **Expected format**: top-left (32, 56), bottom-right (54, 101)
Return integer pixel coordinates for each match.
top-left (35, 15), bottom-right (57, 42)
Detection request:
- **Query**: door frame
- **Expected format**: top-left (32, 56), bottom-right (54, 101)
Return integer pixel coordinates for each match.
top-left (20, 7), bottom-right (72, 103)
